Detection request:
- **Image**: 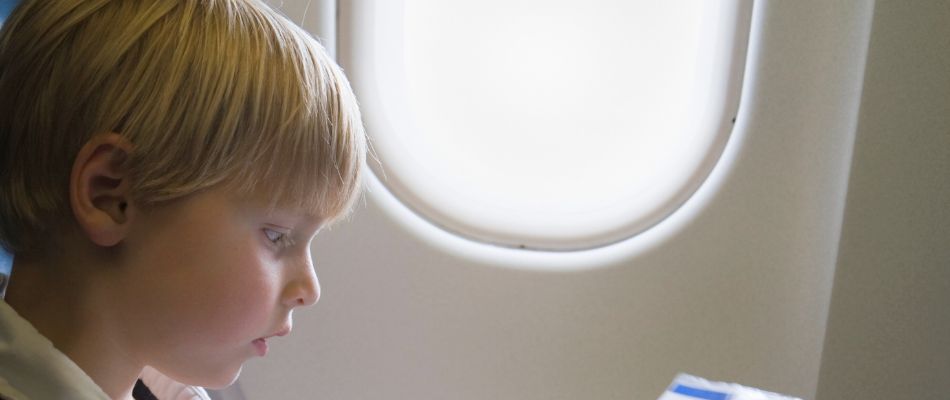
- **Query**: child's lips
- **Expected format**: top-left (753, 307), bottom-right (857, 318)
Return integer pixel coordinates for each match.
top-left (252, 324), bottom-right (291, 357)
top-left (252, 338), bottom-right (268, 356)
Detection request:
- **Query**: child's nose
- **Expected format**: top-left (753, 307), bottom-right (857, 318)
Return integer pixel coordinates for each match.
top-left (282, 255), bottom-right (320, 308)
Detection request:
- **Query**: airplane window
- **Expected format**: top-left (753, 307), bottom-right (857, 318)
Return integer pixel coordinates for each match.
top-left (340, 0), bottom-right (752, 251)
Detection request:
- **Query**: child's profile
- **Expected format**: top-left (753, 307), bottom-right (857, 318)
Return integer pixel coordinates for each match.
top-left (0, 1), bottom-right (366, 399)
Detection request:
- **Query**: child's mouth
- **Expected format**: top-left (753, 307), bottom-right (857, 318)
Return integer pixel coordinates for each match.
top-left (252, 338), bottom-right (268, 357)
top-left (252, 324), bottom-right (290, 357)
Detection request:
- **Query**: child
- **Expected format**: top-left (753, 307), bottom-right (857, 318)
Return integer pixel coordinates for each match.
top-left (0, 0), bottom-right (366, 399)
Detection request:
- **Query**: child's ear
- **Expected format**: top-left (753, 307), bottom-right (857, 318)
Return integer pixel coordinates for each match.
top-left (70, 133), bottom-right (135, 247)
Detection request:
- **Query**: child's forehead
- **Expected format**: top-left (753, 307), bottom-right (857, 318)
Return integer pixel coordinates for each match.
top-left (231, 191), bottom-right (327, 226)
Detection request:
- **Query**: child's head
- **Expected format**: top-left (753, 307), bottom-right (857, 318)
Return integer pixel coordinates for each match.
top-left (0, 0), bottom-right (366, 256)
top-left (0, 0), bottom-right (366, 391)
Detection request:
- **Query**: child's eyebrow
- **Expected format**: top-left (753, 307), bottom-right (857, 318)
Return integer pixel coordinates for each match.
top-left (259, 207), bottom-right (326, 232)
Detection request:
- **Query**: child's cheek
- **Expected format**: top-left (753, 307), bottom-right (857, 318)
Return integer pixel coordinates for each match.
top-left (199, 254), bottom-right (280, 343)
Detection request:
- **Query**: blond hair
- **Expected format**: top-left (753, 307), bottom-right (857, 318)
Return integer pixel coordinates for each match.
top-left (0, 0), bottom-right (366, 254)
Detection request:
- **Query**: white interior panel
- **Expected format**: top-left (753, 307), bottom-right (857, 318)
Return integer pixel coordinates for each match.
top-left (229, 1), bottom-right (875, 399)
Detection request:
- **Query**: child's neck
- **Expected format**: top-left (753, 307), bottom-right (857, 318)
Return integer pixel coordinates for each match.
top-left (6, 253), bottom-right (143, 400)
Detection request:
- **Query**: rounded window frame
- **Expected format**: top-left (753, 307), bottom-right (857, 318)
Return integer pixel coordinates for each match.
top-left (338, 0), bottom-right (755, 256)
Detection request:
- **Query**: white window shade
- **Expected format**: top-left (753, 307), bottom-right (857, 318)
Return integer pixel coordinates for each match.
top-left (339, 0), bottom-right (752, 251)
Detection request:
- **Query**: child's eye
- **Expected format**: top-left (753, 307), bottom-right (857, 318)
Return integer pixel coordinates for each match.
top-left (263, 228), bottom-right (294, 248)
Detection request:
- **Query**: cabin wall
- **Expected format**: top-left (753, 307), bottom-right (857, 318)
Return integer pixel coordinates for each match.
top-left (815, 1), bottom-right (950, 399)
top-left (237, 2), bottom-right (876, 399)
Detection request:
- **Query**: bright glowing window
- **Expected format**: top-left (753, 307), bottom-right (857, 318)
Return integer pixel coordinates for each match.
top-left (340, 0), bottom-right (752, 251)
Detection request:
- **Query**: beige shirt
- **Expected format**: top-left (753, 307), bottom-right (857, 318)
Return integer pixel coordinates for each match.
top-left (0, 300), bottom-right (110, 399)
top-left (0, 301), bottom-right (210, 400)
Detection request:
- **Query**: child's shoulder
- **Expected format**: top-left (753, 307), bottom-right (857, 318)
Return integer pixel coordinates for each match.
top-left (0, 301), bottom-right (109, 399)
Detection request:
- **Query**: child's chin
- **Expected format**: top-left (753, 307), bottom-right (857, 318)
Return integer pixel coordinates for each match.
top-left (143, 363), bottom-right (243, 392)
top-left (199, 365), bottom-right (244, 390)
